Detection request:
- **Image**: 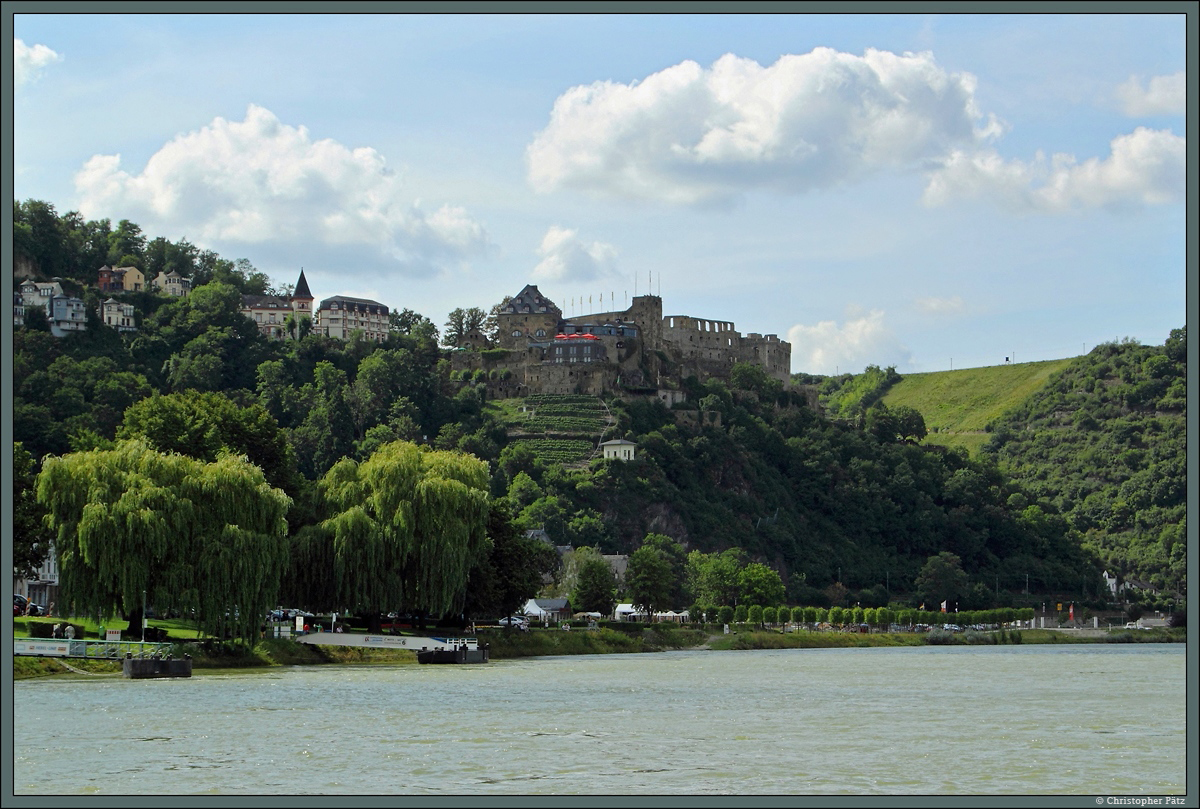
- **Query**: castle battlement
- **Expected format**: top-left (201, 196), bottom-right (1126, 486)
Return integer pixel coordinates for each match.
top-left (484, 285), bottom-right (789, 396)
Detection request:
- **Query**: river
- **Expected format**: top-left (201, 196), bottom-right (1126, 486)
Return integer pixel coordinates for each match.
top-left (11, 643), bottom-right (1186, 796)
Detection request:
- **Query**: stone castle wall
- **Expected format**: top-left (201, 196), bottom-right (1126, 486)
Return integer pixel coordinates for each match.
top-left (478, 288), bottom-right (790, 396)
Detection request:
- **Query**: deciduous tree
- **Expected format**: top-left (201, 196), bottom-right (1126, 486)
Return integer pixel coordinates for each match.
top-left (303, 441), bottom-right (491, 621)
top-left (37, 440), bottom-right (291, 642)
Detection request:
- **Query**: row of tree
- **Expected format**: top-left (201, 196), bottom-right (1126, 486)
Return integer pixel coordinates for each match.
top-left (35, 437), bottom-right (558, 643)
top-left (692, 604), bottom-right (1036, 629)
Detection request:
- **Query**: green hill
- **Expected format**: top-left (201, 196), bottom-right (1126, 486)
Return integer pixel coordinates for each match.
top-left (882, 358), bottom-right (1076, 456)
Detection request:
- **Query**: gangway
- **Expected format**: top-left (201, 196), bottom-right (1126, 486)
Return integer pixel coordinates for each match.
top-left (295, 632), bottom-right (488, 663)
top-left (14, 638), bottom-right (175, 660)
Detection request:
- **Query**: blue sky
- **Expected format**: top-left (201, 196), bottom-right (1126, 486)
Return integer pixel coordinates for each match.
top-left (11, 11), bottom-right (1188, 374)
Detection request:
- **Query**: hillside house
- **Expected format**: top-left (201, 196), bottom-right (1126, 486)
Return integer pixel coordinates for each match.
top-left (316, 295), bottom-right (389, 342)
top-left (600, 439), bottom-right (637, 460)
top-left (49, 294), bottom-right (88, 337)
top-left (99, 298), bottom-right (137, 333)
top-left (98, 265), bottom-right (146, 293)
top-left (152, 270), bottom-right (192, 297)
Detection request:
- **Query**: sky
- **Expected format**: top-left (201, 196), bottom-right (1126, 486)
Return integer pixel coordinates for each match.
top-left (9, 10), bottom-right (1190, 375)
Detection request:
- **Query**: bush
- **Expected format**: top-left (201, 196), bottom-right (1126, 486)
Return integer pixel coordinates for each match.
top-left (925, 629), bottom-right (960, 645)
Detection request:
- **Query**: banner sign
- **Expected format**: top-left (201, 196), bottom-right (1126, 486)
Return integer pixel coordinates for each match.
top-left (14, 640), bottom-right (69, 657)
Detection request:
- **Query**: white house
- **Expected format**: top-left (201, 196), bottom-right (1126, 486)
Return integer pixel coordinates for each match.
top-left (600, 439), bottom-right (637, 461)
top-left (521, 598), bottom-right (573, 624)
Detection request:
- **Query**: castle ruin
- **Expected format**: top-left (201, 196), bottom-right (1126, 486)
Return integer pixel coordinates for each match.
top-left (452, 284), bottom-right (791, 398)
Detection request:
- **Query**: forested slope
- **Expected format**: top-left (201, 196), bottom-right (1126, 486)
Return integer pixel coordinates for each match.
top-left (13, 199), bottom-right (1128, 613)
top-left (980, 331), bottom-right (1187, 593)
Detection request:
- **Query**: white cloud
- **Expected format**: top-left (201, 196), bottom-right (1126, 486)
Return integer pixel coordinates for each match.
top-left (528, 48), bottom-right (999, 205)
top-left (787, 308), bottom-right (912, 375)
top-left (14, 39), bottom-right (61, 85)
top-left (531, 226), bottom-right (619, 283)
top-left (1115, 72), bottom-right (1186, 117)
top-left (73, 104), bottom-right (491, 277)
top-left (923, 127), bottom-right (1185, 211)
top-left (915, 295), bottom-right (965, 316)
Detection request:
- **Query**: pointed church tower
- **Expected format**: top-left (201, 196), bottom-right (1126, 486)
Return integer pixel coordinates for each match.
top-left (291, 269), bottom-right (314, 336)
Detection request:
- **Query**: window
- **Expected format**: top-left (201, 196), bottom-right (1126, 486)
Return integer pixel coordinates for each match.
top-left (512, 330), bottom-right (523, 337)
top-left (535, 329), bottom-right (546, 337)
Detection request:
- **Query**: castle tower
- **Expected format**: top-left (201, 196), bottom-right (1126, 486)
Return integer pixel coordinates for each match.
top-left (628, 294), bottom-right (664, 351)
top-left (291, 269), bottom-right (314, 326)
top-left (496, 284), bottom-right (563, 348)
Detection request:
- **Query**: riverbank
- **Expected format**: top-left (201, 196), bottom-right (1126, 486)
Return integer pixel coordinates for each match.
top-left (13, 623), bottom-right (1183, 680)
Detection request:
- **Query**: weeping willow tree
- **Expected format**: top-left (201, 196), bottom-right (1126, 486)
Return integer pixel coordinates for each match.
top-left (37, 439), bottom-right (291, 644)
top-left (295, 440), bottom-right (491, 622)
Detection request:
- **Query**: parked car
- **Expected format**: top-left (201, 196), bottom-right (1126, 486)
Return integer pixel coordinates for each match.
top-left (14, 594), bottom-right (43, 616)
top-left (498, 616), bottom-right (529, 627)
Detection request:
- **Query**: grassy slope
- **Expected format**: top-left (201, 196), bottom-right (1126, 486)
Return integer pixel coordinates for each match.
top-left (882, 358), bottom-right (1075, 456)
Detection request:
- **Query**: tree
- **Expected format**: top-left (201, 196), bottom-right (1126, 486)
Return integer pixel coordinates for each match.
top-left (484, 297), bottom-right (511, 343)
top-left (37, 439), bottom-right (291, 643)
top-left (640, 533), bottom-right (686, 607)
top-left (462, 499), bottom-right (559, 621)
top-left (117, 391), bottom-right (299, 496)
top-left (390, 308), bottom-right (439, 342)
top-left (738, 562), bottom-right (785, 608)
top-left (685, 547), bottom-right (746, 607)
top-left (442, 307), bottom-right (487, 347)
top-left (107, 219), bottom-right (147, 266)
top-left (914, 551), bottom-right (970, 610)
top-left (626, 543), bottom-right (675, 619)
top-left (892, 405), bottom-right (928, 443)
top-left (573, 556), bottom-right (618, 616)
top-left (13, 443), bottom-right (52, 578)
top-left (307, 441), bottom-right (491, 621)
top-left (14, 199), bottom-right (70, 277)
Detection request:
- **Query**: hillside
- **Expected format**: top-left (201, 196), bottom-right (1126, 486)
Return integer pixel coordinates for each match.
top-left (881, 358), bottom-right (1076, 456)
top-left (487, 394), bottom-right (616, 467)
top-left (980, 333), bottom-right (1186, 594)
